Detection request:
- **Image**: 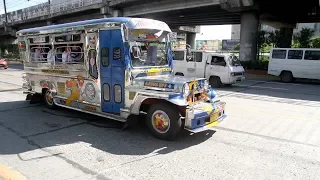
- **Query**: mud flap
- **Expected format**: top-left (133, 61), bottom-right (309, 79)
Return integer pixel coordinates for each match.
top-left (122, 114), bottom-right (140, 131)
top-left (29, 93), bottom-right (43, 104)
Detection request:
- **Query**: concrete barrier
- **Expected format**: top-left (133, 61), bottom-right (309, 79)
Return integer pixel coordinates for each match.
top-left (6, 59), bottom-right (24, 64)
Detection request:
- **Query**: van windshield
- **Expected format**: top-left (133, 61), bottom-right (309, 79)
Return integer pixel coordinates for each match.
top-left (130, 41), bottom-right (168, 67)
top-left (228, 55), bottom-right (241, 66)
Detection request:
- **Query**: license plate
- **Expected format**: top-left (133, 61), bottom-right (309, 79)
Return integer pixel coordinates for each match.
top-left (237, 77), bottom-right (241, 81)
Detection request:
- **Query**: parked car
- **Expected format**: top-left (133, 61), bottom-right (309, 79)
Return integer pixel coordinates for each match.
top-left (0, 58), bottom-right (8, 69)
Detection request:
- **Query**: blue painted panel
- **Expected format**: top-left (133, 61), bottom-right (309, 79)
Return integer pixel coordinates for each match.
top-left (110, 30), bottom-right (125, 113)
top-left (99, 30), bottom-right (113, 113)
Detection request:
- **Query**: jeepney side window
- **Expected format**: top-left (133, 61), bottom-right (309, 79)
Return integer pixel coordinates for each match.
top-left (101, 48), bottom-right (109, 67)
top-left (54, 33), bottom-right (84, 64)
top-left (28, 36), bottom-right (52, 63)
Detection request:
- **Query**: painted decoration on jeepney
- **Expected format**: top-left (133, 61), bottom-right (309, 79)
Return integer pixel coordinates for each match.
top-left (57, 82), bottom-right (66, 94)
top-left (132, 67), bottom-right (171, 78)
top-left (130, 29), bottom-right (159, 41)
top-left (144, 81), bottom-right (175, 89)
top-left (65, 76), bottom-right (85, 106)
top-left (88, 49), bottom-right (98, 79)
top-left (41, 69), bottom-right (69, 75)
top-left (113, 48), bottom-right (121, 60)
top-left (84, 82), bottom-right (96, 100)
top-left (88, 34), bottom-right (96, 45)
top-left (18, 41), bottom-right (26, 51)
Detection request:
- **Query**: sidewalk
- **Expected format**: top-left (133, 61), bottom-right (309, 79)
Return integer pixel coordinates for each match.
top-left (245, 69), bottom-right (280, 81)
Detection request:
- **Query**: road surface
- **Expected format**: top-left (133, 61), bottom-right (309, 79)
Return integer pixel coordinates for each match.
top-left (0, 65), bottom-right (320, 180)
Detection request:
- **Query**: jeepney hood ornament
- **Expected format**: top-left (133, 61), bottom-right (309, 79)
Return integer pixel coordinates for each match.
top-left (133, 75), bottom-right (207, 93)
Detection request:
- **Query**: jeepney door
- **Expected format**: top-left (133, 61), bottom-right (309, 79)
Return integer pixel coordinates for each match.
top-left (99, 30), bottom-right (125, 114)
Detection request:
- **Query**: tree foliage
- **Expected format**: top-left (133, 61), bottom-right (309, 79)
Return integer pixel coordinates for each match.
top-left (293, 28), bottom-right (315, 48)
top-left (311, 37), bottom-right (320, 48)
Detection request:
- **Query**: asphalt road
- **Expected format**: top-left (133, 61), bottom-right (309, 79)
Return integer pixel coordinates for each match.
top-left (0, 64), bottom-right (320, 180)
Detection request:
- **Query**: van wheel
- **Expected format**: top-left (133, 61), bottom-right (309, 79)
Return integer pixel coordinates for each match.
top-left (146, 103), bottom-right (181, 141)
top-left (280, 71), bottom-right (293, 83)
top-left (175, 72), bottom-right (184, 76)
top-left (43, 89), bottom-right (57, 109)
top-left (209, 76), bottom-right (222, 88)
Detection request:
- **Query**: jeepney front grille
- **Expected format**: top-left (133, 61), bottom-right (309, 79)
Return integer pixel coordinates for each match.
top-left (187, 92), bottom-right (206, 104)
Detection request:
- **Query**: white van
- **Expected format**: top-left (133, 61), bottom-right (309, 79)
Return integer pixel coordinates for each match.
top-left (268, 48), bottom-right (320, 83)
top-left (172, 48), bottom-right (245, 87)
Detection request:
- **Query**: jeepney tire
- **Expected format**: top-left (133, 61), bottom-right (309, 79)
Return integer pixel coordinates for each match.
top-left (209, 76), bottom-right (222, 88)
top-left (146, 103), bottom-right (181, 141)
top-left (43, 89), bottom-right (58, 109)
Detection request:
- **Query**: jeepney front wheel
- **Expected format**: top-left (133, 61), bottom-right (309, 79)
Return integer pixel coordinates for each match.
top-left (43, 89), bottom-right (57, 109)
top-left (146, 103), bottom-right (181, 141)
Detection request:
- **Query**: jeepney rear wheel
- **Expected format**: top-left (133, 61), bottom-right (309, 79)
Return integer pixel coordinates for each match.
top-left (43, 89), bottom-right (57, 109)
top-left (146, 103), bottom-right (181, 141)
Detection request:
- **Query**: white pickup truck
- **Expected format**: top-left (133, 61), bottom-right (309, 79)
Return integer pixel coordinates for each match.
top-left (172, 47), bottom-right (245, 88)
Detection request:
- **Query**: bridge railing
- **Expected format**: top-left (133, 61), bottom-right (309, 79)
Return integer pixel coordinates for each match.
top-left (0, 0), bottom-right (103, 26)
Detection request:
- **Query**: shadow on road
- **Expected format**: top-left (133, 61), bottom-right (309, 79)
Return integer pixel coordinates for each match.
top-left (0, 100), bottom-right (215, 157)
top-left (217, 79), bottom-right (320, 106)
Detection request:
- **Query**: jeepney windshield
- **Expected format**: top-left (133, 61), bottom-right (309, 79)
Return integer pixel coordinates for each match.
top-left (129, 41), bottom-right (168, 67)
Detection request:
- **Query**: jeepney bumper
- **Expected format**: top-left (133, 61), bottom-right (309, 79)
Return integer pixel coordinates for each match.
top-left (184, 101), bottom-right (226, 133)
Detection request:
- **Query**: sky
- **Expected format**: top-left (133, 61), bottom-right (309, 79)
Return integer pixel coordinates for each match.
top-left (0, 0), bottom-right (47, 14)
top-left (0, 0), bottom-right (232, 40)
top-left (196, 25), bottom-right (232, 40)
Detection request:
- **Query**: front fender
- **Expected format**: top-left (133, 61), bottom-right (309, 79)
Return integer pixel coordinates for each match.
top-left (129, 92), bottom-right (187, 115)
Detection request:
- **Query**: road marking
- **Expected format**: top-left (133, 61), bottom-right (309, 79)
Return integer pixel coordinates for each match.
top-left (234, 84), bottom-right (288, 90)
top-left (0, 163), bottom-right (25, 180)
top-left (0, 85), bottom-right (14, 90)
top-left (246, 79), bottom-right (302, 86)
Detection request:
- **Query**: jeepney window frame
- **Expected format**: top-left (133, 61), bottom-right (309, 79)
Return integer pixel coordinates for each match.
top-left (52, 32), bottom-right (86, 65)
top-left (27, 34), bottom-right (53, 63)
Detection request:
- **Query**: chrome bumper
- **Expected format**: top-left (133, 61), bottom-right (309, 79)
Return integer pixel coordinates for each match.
top-left (184, 101), bottom-right (226, 133)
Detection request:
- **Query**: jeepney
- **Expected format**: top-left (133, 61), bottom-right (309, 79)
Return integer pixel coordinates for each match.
top-left (18, 17), bottom-right (226, 140)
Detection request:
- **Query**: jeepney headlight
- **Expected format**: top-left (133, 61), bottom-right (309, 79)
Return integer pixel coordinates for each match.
top-left (182, 83), bottom-right (189, 98)
top-left (204, 80), bottom-right (209, 90)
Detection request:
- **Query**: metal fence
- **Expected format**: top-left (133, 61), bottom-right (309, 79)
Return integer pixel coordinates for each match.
top-left (0, 0), bottom-right (103, 26)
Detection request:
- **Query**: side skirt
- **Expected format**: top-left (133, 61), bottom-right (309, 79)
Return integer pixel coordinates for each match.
top-left (53, 98), bottom-right (127, 123)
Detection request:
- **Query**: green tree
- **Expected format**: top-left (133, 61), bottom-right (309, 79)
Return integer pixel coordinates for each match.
top-left (267, 30), bottom-right (281, 48)
top-left (257, 30), bottom-right (269, 61)
top-left (293, 28), bottom-right (315, 48)
top-left (311, 37), bottom-right (320, 48)
top-left (232, 43), bottom-right (240, 51)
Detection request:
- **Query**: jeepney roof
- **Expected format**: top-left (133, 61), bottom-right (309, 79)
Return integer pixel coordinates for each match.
top-left (17, 17), bottom-right (171, 35)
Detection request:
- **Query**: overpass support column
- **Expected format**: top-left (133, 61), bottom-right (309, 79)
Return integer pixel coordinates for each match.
top-left (240, 11), bottom-right (259, 61)
top-left (112, 9), bottom-right (123, 17)
top-left (186, 32), bottom-right (196, 49)
top-left (279, 28), bottom-right (293, 48)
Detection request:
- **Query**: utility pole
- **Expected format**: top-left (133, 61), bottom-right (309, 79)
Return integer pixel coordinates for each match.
top-left (2, 0), bottom-right (8, 23)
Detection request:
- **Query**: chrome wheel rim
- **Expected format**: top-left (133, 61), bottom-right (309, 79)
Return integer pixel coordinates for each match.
top-left (151, 110), bottom-right (170, 134)
top-left (45, 90), bottom-right (54, 106)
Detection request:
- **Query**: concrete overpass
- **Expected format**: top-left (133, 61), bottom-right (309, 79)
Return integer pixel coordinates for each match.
top-left (1, 0), bottom-right (320, 62)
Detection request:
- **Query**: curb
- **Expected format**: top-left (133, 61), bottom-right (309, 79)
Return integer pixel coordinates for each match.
top-left (245, 73), bottom-right (280, 81)
top-left (6, 59), bottom-right (24, 64)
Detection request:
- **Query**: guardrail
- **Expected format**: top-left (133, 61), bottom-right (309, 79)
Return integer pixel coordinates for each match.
top-left (0, 0), bottom-right (103, 26)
